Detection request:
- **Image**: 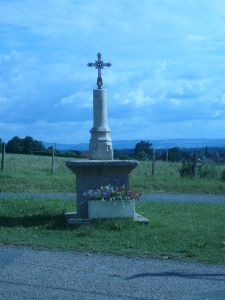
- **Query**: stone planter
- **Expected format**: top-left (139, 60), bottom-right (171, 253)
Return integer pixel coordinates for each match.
top-left (88, 199), bottom-right (135, 220)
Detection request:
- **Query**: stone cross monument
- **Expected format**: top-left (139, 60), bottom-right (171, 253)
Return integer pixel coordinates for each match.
top-left (65, 53), bottom-right (147, 223)
top-left (88, 53), bottom-right (113, 160)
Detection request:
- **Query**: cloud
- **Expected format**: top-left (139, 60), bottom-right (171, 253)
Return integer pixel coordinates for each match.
top-left (56, 91), bottom-right (93, 108)
top-left (187, 35), bottom-right (207, 41)
top-left (1, 1), bottom-right (225, 143)
top-left (170, 98), bottom-right (180, 106)
top-left (112, 90), bottom-right (155, 107)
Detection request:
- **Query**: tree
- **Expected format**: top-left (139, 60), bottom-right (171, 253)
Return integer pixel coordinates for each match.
top-left (136, 150), bottom-right (148, 161)
top-left (168, 147), bottom-right (180, 162)
top-left (134, 141), bottom-right (152, 160)
top-left (205, 146), bottom-right (209, 158)
top-left (32, 139), bottom-right (45, 152)
top-left (23, 136), bottom-right (34, 154)
top-left (6, 136), bottom-right (46, 154)
top-left (6, 136), bottom-right (24, 153)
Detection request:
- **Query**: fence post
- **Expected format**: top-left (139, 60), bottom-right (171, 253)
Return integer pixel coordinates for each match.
top-left (1, 143), bottom-right (5, 171)
top-left (54, 142), bottom-right (57, 157)
top-left (152, 148), bottom-right (155, 176)
top-left (166, 149), bottom-right (168, 162)
top-left (193, 151), bottom-right (197, 176)
top-left (52, 146), bottom-right (55, 173)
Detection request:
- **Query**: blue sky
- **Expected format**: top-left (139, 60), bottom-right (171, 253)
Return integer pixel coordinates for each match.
top-left (0, 0), bottom-right (225, 144)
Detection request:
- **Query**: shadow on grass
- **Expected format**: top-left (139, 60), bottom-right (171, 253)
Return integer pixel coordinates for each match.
top-left (0, 214), bottom-right (67, 230)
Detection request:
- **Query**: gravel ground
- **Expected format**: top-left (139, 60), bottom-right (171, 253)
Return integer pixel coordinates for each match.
top-left (1, 192), bottom-right (225, 203)
top-left (0, 246), bottom-right (225, 300)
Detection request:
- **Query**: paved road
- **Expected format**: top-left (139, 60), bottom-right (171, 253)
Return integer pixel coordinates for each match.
top-left (1, 192), bottom-right (225, 203)
top-left (0, 246), bottom-right (225, 300)
top-left (141, 193), bottom-right (225, 204)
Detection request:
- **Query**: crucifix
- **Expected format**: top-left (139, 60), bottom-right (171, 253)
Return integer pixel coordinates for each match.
top-left (87, 53), bottom-right (112, 89)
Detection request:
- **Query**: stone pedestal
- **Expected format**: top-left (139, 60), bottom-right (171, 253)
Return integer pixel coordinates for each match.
top-left (66, 160), bottom-right (138, 219)
top-left (89, 89), bottom-right (113, 160)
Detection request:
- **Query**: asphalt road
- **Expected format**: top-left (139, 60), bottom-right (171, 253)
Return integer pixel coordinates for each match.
top-left (1, 192), bottom-right (225, 204)
top-left (0, 246), bottom-right (225, 300)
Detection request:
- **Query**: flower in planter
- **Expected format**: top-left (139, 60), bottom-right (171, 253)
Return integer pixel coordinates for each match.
top-left (83, 184), bottom-right (142, 203)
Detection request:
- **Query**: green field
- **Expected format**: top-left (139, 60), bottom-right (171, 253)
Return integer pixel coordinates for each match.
top-left (0, 198), bottom-right (224, 264)
top-left (0, 153), bottom-right (225, 194)
top-left (0, 154), bottom-right (225, 263)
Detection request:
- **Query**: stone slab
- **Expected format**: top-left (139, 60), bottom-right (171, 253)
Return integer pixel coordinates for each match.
top-left (134, 212), bottom-right (149, 224)
top-left (67, 218), bottom-right (90, 225)
top-left (66, 159), bottom-right (138, 219)
top-left (65, 211), bottom-right (149, 224)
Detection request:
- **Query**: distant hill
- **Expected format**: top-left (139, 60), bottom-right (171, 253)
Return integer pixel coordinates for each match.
top-left (44, 138), bottom-right (225, 151)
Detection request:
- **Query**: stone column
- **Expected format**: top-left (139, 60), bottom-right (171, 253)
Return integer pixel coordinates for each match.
top-left (89, 89), bottom-right (113, 160)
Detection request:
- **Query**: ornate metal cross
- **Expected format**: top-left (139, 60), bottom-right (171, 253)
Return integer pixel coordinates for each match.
top-left (87, 53), bottom-right (112, 89)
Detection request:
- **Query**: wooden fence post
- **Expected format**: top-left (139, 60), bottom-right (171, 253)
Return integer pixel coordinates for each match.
top-left (193, 151), bottom-right (197, 176)
top-left (52, 146), bottom-right (55, 173)
top-left (1, 143), bottom-right (5, 171)
top-left (152, 149), bottom-right (155, 176)
top-left (54, 142), bottom-right (57, 157)
top-left (166, 149), bottom-right (168, 162)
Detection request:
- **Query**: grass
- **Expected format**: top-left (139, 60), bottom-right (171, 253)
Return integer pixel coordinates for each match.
top-left (131, 161), bottom-right (225, 194)
top-left (0, 154), bottom-right (75, 193)
top-left (1, 154), bottom-right (225, 194)
top-left (0, 197), bottom-right (224, 264)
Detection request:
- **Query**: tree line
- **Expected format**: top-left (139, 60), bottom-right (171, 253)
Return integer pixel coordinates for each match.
top-left (114, 140), bottom-right (225, 163)
top-left (0, 136), bottom-right (85, 158)
top-left (5, 136), bottom-right (45, 154)
top-left (1, 137), bottom-right (225, 162)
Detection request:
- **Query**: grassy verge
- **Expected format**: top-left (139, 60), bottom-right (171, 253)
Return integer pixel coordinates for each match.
top-left (130, 161), bottom-right (225, 194)
top-left (0, 154), bottom-right (75, 193)
top-left (1, 154), bottom-right (225, 194)
top-left (0, 197), bottom-right (224, 264)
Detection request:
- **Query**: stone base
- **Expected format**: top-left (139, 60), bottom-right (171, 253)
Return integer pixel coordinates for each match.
top-left (134, 213), bottom-right (149, 224)
top-left (64, 212), bottom-right (90, 225)
top-left (65, 211), bottom-right (149, 224)
top-left (66, 160), bottom-right (138, 219)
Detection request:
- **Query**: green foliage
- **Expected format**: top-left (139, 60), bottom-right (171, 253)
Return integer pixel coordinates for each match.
top-left (113, 149), bottom-right (131, 160)
top-left (221, 169), bottom-right (225, 181)
top-left (134, 141), bottom-right (152, 160)
top-left (6, 136), bottom-right (45, 154)
top-left (135, 150), bottom-right (148, 161)
top-left (199, 164), bottom-right (219, 179)
top-left (205, 146), bottom-right (209, 158)
top-left (168, 147), bottom-right (180, 162)
top-left (179, 160), bottom-right (194, 177)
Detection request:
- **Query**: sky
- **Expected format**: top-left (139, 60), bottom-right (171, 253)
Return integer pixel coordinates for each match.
top-left (0, 0), bottom-right (225, 144)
